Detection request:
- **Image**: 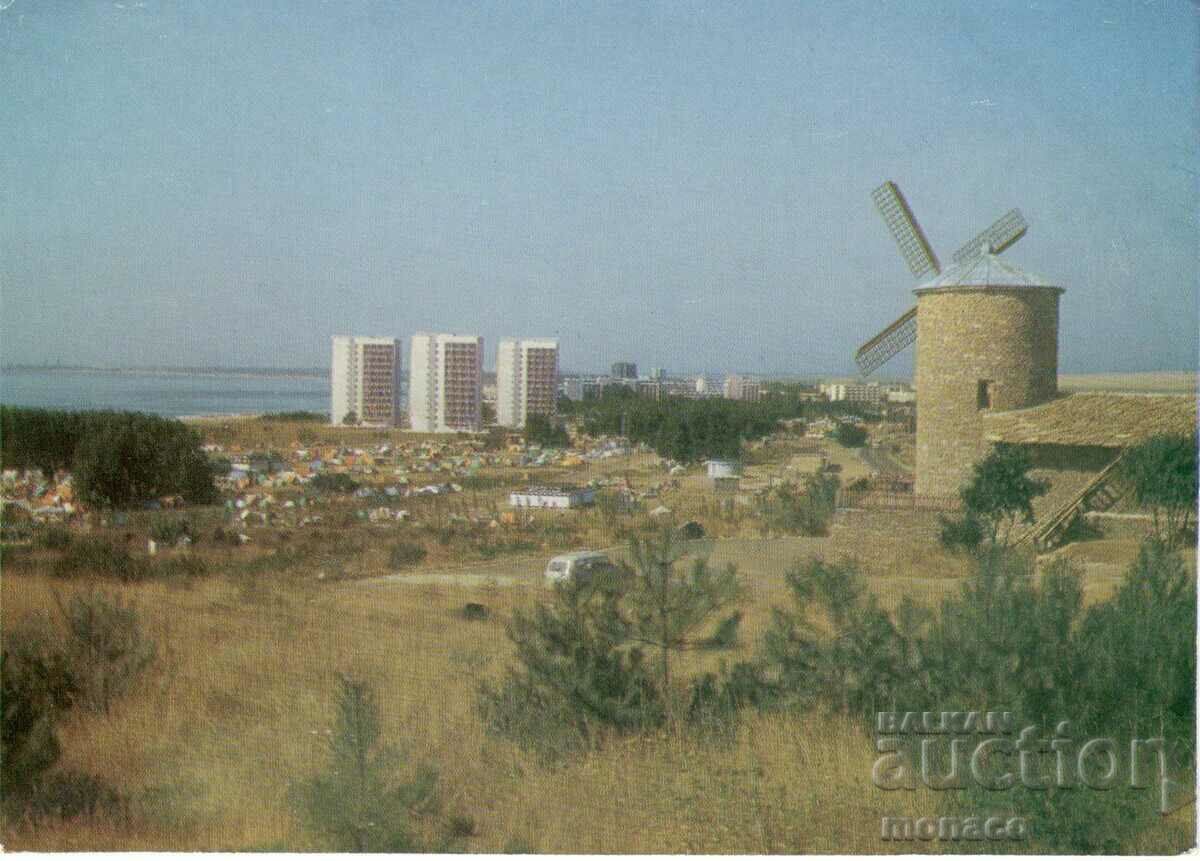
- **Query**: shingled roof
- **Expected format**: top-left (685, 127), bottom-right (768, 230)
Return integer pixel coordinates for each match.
top-left (982, 393), bottom-right (1197, 448)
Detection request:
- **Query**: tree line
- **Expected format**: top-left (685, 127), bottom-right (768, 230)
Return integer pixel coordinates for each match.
top-left (1, 406), bottom-right (217, 508)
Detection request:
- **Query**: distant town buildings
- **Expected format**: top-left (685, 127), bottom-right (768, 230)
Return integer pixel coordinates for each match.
top-left (611, 361), bottom-right (638, 380)
top-left (330, 336), bottom-right (403, 427)
top-left (496, 338), bottom-right (559, 428)
top-left (819, 380), bottom-right (915, 409)
top-left (409, 333), bottom-right (483, 433)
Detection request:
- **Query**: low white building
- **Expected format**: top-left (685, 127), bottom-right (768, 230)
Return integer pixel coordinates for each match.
top-left (706, 459), bottom-right (741, 479)
top-left (509, 486), bottom-right (597, 509)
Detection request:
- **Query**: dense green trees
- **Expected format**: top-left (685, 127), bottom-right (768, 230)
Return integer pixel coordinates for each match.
top-left (1, 407), bottom-right (217, 507)
top-left (1120, 433), bottom-right (1198, 546)
top-left (524, 414), bottom-right (569, 448)
top-left (574, 394), bottom-right (805, 463)
top-left (757, 541), bottom-right (1196, 852)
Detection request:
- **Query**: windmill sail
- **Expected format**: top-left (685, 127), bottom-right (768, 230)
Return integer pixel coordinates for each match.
top-left (872, 181), bottom-right (941, 279)
top-left (951, 208), bottom-right (1027, 265)
top-left (855, 305), bottom-right (917, 375)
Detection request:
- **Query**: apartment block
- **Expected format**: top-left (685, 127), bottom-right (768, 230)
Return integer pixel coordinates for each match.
top-left (409, 333), bottom-right (483, 433)
top-left (723, 374), bottom-right (762, 402)
top-left (496, 338), bottom-right (559, 428)
top-left (330, 336), bottom-right (403, 427)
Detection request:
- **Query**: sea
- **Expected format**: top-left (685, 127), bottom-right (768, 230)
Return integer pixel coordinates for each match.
top-left (0, 369), bottom-right (330, 419)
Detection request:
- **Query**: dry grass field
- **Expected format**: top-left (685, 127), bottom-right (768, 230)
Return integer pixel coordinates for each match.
top-left (2, 417), bottom-right (1194, 852)
top-left (3, 517), bottom-right (1193, 851)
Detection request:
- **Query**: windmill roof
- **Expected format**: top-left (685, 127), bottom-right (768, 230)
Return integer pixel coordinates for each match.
top-left (914, 253), bottom-right (1059, 292)
top-left (982, 393), bottom-right (1197, 447)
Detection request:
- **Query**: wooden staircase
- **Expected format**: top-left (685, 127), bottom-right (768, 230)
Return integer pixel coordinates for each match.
top-left (1016, 452), bottom-right (1129, 552)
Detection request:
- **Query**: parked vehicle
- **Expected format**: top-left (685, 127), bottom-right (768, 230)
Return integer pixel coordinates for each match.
top-left (543, 550), bottom-right (614, 584)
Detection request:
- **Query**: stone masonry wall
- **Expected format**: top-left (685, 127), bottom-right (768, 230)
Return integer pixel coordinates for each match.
top-left (914, 286), bottom-right (1061, 497)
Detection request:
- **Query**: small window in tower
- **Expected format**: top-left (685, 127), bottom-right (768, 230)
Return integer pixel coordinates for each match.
top-left (977, 380), bottom-right (994, 410)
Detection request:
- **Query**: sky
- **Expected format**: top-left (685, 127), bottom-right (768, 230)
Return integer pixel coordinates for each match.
top-left (1, 1), bottom-right (1196, 376)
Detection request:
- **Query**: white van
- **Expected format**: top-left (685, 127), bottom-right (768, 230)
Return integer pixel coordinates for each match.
top-left (543, 551), bottom-right (613, 584)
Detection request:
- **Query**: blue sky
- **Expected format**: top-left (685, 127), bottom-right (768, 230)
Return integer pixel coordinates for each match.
top-left (2, 1), bottom-right (1196, 375)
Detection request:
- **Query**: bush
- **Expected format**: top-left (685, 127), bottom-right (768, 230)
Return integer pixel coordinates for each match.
top-left (937, 511), bottom-right (984, 553)
top-left (26, 770), bottom-right (125, 823)
top-left (700, 611), bottom-right (742, 649)
top-left (153, 555), bottom-right (209, 580)
top-left (309, 473), bottom-right (360, 494)
top-left (832, 422), bottom-right (867, 448)
top-left (34, 526), bottom-right (74, 551)
top-left (1, 648), bottom-right (65, 801)
top-left (55, 590), bottom-right (156, 713)
top-left (52, 538), bottom-right (151, 582)
top-left (756, 473), bottom-right (839, 537)
top-left (388, 541), bottom-right (428, 569)
top-left (149, 516), bottom-right (194, 545)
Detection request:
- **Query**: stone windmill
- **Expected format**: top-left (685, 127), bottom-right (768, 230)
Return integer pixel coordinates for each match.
top-left (857, 181), bottom-right (1064, 497)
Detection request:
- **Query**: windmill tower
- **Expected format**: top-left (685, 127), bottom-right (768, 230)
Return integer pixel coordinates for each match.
top-left (857, 181), bottom-right (1064, 498)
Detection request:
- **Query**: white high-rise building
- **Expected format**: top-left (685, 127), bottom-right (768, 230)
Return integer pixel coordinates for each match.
top-left (496, 338), bottom-right (559, 428)
top-left (330, 336), bottom-right (403, 427)
top-left (408, 333), bottom-right (483, 433)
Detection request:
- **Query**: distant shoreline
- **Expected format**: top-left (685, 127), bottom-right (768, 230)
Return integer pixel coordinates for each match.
top-left (1, 365), bottom-right (329, 381)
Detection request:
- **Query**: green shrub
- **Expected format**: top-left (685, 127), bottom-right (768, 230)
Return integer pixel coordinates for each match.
top-left (153, 555), bottom-right (209, 580)
top-left (26, 770), bottom-right (125, 823)
top-left (387, 541), bottom-right (428, 569)
top-left (832, 422), bottom-right (868, 448)
top-left (937, 511), bottom-right (984, 553)
top-left (1, 648), bottom-right (65, 801)
top-left (309, 473), bottom-right (360, 494)
top-left (55, 590), bottom-right (156, 713)
top-left (34, 526), bottom-right (74, 551)
top-left (149, 516), bottom-right (194, 545)
top-left (52, 538), bottom-right (151, 582)
top-left (700, 611), bottom-right (742, 649)
top-left (756, 473), bottom-right (839, 537)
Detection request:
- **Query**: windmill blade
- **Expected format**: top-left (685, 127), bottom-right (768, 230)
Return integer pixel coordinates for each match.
top-left (872, 181), bottom-right (941, 279)
top-left (951, 208), bottom-right (1027, 265)
top-left (855, 305), bottom-right (917, 376)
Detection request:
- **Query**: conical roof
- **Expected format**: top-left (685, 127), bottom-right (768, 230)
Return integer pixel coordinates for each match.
top-left (914, 253), bottom-right (1059, 292)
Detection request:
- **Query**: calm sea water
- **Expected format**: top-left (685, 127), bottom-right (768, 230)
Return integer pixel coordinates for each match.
top-left (0, 369), bottom-right (330, 418)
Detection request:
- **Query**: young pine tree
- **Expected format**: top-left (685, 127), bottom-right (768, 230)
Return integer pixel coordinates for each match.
top-left (291, 675), bottom-right (436, 852)
top-left (625, 526), bottom-right (740, 711)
